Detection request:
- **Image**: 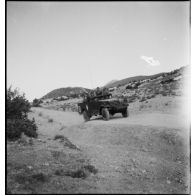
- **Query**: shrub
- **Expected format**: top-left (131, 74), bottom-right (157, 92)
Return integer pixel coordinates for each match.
top-left (139, 97), bottom-right (146, 102)
top-left (7, 87), bottom-right (30, 120)
top-left (54, 135), bottom-right (80, 150)
top-left (69, 93), bottom-right (79, 98)
top-left (161, 92), bottom-right (167, 96)
top-left (126, 85), bottom-right (132, 90)
top-left (48, 118), bottom-right (53, 123)
top-left (22, 118), bottom-right (37, 138)
top-left (7, 86), bottom-right (38, 140)
top-left (160, 78), bottom-right (174, 84)
top-left (54, 168), bottom-right (88, 178)
top-left (7, 119), bottom-right (22, 140)
top-left (171, 91), bottom-right (176, 96)
top-left (15, 172), bottom-right (49, 184)
top-left (64, 169), bottom-right (88, 179)
top-left (150, 94), bottom-right (155, 99)
top-left (54, 134), bottom-right (65, 141)
top-left (83, 164), bottom-right (98, 174)
top-left (31, 173), bottom-right (49, 182)
top-left (32, 98), bottom-right (42, 107)
top-left (7, 118), bottom-right (37, 141)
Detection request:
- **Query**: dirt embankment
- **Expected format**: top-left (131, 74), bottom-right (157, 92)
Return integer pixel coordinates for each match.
top-left (7, 97), bottom-right (190, 194)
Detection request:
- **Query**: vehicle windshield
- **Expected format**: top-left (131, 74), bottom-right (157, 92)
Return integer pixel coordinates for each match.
top-left (92, 93), bottom-right (112, 100)
top-left (83, 93), bottom-right (112, 102)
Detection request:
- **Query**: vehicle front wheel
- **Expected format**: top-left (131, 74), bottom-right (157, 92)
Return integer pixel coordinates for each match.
top-left (102, 108), bottom-right (110, 121)
top-left (122, 108), bottom-right (129, 117)
top-left (83, 110), bottom-right (90, 122)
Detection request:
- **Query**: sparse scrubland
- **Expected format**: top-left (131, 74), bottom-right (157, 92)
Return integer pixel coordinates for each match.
top-left (7, 66), bottom-right (190, 194)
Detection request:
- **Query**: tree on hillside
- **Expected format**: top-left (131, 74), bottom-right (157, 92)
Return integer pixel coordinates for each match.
top-left (32, 98), bottom-right (42, 107)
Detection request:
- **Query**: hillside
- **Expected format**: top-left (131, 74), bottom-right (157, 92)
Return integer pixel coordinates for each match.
top-left (41, 66), bottom-right (189, 103)
top-left (39, 65), bottom-right (189, 113)
top-left (42, 87), bottom-right (91, 99)
top-left (104, 73), bottom-right (167, 88)
top-left (104, 65), bottom-right (189, 88)
top-left (110, 65), bottom-right (189, 101)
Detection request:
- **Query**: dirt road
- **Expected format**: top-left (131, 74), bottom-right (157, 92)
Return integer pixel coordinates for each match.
top-left (7, 107), bottom-right (190, 194)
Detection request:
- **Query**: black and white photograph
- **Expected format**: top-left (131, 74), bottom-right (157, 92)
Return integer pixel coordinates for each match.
top-left (6, 1), bottom-right (191, 194)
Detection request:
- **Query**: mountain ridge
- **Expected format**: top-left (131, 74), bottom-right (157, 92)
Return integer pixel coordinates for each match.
top-left (42, 87), bottom-right (91, 99)
top-left (104, 65), bottom-right (188, 88)
top-left (42, 65), bottom-right (188, 99)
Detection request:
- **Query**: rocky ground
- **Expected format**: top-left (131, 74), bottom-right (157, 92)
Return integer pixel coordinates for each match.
top-left (7, 93), bottom-right (190, 194)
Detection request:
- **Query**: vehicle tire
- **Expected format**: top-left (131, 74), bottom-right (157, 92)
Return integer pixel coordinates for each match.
top-left (78, 106), bottom-right (82, 115)
top-left (102, 108), bottom-right (110, 121)
top-left (122, 108), bottom-right (129, 117)
top-left (83, 110), bottom-right (90, 122)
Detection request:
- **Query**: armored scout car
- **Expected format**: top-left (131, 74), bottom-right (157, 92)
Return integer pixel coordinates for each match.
top-left (78, 93), bottom-right (129, 121)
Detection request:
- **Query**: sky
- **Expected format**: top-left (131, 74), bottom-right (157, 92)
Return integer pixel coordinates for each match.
top-left (7, 1), bottom-right (190, 101)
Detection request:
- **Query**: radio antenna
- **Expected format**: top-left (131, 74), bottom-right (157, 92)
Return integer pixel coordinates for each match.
top-left (87, 63), bottom-right (94, 89)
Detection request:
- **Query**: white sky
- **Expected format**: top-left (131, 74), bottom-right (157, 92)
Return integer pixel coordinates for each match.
top-left (7, 1), bottom-right (190, 101)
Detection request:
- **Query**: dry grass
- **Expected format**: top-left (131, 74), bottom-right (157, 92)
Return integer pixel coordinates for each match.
top-left (13, 169), bottom-right (50, 193)
top-left (54, 164), bottom-right (98, 179)
top-left (55, 169), bottom-right (88, 179)
top-left (139, 104), bottom-right (145, 110)
top-left (54, 134), bottom-right (65, 141)
top-left (83, 164), bottom-right (98, 174)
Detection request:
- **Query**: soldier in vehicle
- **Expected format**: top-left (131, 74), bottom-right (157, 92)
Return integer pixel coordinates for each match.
top-left (90, 90), bottom-right (95, 98)
top-left (95, 87), bottom-right (102, 96)
top-left (102, 87), bottom-right (109, 96)
top-left (86, 92), bottom-right (91, 101)
top-left (83, 92), bottom-right (90, 102)
top-left (83, 93), bottom-right (87, 102)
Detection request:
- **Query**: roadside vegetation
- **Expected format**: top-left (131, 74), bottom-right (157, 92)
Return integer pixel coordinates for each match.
top-left (32, 98), bottom-right (43, 107)
top-left (7, 86), bottom-right (38, 140)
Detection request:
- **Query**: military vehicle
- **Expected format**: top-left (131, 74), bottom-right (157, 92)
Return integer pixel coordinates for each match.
top-left (77, 93), bottom-right (129, 121)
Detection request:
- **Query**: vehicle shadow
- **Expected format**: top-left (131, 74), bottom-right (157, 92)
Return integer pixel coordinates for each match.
top-left (90, 114), bottom-right (124, 121)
